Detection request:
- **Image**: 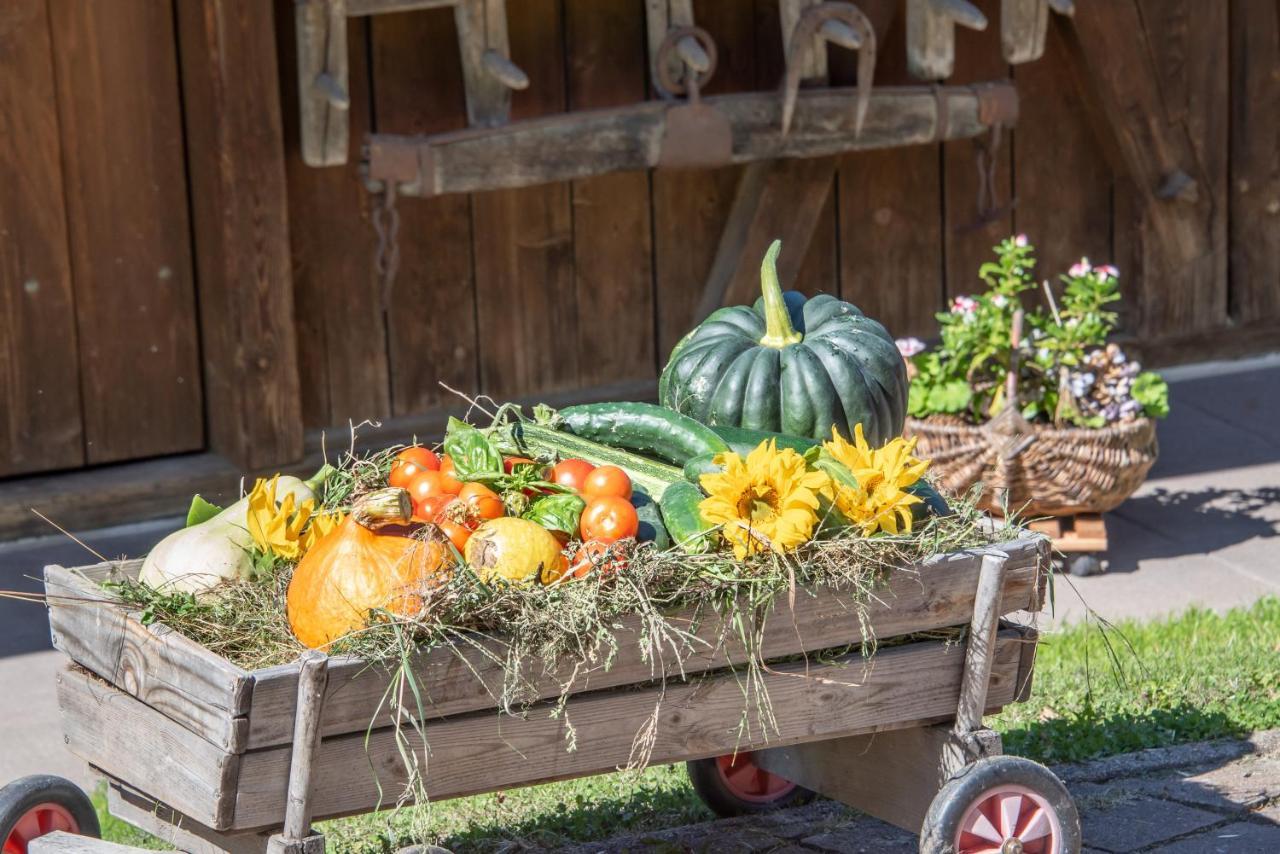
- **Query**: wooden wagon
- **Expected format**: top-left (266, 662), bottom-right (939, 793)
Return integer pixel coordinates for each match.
top-left (5, 533), bottom-right (1080, 853)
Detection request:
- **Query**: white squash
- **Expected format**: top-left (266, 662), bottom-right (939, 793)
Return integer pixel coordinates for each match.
top-left (139, 470), bottom-right (328, 598)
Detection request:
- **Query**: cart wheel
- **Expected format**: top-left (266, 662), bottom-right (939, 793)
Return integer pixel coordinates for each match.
top-left (0, 776), bottom-right (100, 854)
top-left (1066, 554), bottom-right (1104, 577)
top-left (686, 752), bottom-right (814, 817)
top-left (920, 757), bottom-right (1079, 854)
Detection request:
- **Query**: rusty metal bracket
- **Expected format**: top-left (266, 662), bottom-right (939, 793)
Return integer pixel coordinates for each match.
top-left (780, 2), bottom-right (876, 137)
top-left (655, 26), bottom-right (732, 169)
top-left (653, 25), bottom-right (718, 99)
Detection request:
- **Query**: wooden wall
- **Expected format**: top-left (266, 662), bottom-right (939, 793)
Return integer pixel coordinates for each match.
top-left (1, 0), bottom-right (1277, 482)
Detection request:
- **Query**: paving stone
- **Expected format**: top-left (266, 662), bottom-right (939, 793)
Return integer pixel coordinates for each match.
top-left (693, 828), bottom-right (785, 853)
top-left (800, 819), bottom-right (915, 854)
top-left (1156, 821), bottom-right (1280, 853)
top-left (1080, 796), bottom-right (1222, 852)
top-left (1131, 757), bottom-right (1280, 812)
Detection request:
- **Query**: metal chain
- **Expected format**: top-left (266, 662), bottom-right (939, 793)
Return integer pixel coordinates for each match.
top-left (371, 183), bottom-right (401, 311)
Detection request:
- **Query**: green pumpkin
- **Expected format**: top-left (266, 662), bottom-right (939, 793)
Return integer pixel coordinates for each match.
top-left (659, 240), bottom-right (907, 446)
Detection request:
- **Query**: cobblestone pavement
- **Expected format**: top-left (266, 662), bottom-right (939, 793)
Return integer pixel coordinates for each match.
top-left (561, 731), bottom-right (1280, 853)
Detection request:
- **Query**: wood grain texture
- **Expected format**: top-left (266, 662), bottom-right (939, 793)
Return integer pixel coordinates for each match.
top-left (48, 0), bottom-right (204, 465)
top-left (279, 10), bottom-right (390, 430)
top-left (1228, 0), bottom-right (1279, 324)
top-left (472, 0), bottom-right (578, 397)
top-left (566, 0), bottom-right (656, 385)
top-left (243, 538), bottom-right (1046, 748)
top-left (943, 0), bottom-right (1013, 301)
top-left (106, 780), bottom-right (269, 854)
top-left (0, 0), bottom-right (85, 477)
top-left (29, 830), bottom-right (177, 854)
top-left (175, 0), bottom-right (303, 471)
top-left (57, 665), bottom-right (239, 830)
top-left (234, 632), bottom-right (1025, 828)
top-left (371, 6), bottom-right (480, 415)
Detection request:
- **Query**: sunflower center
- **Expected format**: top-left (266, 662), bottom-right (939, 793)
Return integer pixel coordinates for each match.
top-left (738, 489), bottom-right (779, 523)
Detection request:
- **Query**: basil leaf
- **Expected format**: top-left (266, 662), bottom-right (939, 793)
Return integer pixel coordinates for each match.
top-left (443, 417), bottom-right (504, 480)
top-left (186, 494), bottom-right (222, 527)
top-left (522, 493), bottom-right (585, 538)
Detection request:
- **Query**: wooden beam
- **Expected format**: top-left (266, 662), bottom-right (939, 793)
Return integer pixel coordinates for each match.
top-left (176, 0), bottom-right (304, 471)
top-left (295, 0), bottom-right (350, 166)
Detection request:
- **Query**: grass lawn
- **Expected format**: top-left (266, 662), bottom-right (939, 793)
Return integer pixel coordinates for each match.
top-left (98, 596), bottom-right (1280, 852)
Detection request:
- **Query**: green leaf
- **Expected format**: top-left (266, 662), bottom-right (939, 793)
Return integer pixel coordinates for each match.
top-left (1133, 372), bottom-right (1170, 418)
top-left (908, 381), bottom-right (930, 417)
top-left (522, 493), bottom-right (586, 538)
top-left (185, 494), bottom-right (222, 528)
top-left (926, 380), bottom-right (972, 414)
top-left (443, 417), bottom-right (505, 480)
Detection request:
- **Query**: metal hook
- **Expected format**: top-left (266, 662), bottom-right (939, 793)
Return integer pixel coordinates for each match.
top-left (779, 2), bottom-right (876, 137)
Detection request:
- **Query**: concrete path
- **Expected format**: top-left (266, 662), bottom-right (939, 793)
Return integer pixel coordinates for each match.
top-left (565, 730), bottom-right (1280, 853)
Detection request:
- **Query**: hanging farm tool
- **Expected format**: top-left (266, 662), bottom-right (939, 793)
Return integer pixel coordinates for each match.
top-left (779, 2), bottom-right (876, 137)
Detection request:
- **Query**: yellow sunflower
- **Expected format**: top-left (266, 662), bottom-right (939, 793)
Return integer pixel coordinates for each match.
top-left (823, 425), bottom-right (930, 536)
top-left (698, 440), bottom-right (832, 560)
top-left (246, 476), bottom-right (344, 560)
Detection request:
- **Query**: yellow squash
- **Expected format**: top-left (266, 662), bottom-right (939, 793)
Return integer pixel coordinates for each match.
top-left (464, 517), bottom-right (567, 586)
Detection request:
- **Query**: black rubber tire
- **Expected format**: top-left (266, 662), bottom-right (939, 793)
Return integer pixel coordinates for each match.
top-left (0, 775), bottom-right (100, 851)
top-left (1067, 554), bottom-right (1104, 577)
top-left (685, 756), bottom-right (815, 818)
top-left (919, 756), bottom-right (1081, 854)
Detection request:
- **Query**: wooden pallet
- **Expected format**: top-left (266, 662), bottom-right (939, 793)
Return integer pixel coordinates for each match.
top-left (1027, 512), bottom-right (1108, 553)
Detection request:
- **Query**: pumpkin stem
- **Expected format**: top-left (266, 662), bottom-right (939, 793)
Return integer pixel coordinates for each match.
top-left (352, 487), bottom-right (414, 530)
top-left (758, 240), bottom-right (803, 348)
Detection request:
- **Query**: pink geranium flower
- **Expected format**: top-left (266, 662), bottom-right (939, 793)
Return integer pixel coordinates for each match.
top-left (1068, 257), bottom-right (1092, 278)
top-left (896, 337), bottom-right (925, 358)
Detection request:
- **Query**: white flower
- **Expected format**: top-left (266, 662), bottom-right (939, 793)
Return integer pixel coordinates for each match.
top-left (950, 295), bottom-right (978, 315)
top-left (1095, 264), bottom-right (1119, 280)
top-left (1068, 257), bottom-right (1092, 278)
top-left (1037, 347), bottom-right (1051, 361)
top-left (1014, 234), bottom-right (1029, 247)
top-left (991, 294), bottom-right (1008, 308)
top-left (895, 337), bottom-right (926, 358)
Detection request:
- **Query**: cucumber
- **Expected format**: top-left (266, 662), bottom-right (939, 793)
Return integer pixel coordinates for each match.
top-left (659, 481), bottom-right (718, 553)
top-left (560, 402), bottom-right (729, 466)
top-left (907, 479), bottom-right (952, 519)
top-left (631, 486), bottom-right (671, 549)
top-left (513, 422), bottom-right (682, 501)
top-left (682, 453), bottom-right (722, 484)
top-left (707, 425), bottom-right (819, 456)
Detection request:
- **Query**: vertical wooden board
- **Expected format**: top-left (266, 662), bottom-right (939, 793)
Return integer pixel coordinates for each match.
top-left (943, 0), bottom-right (1012, 300)
top-left (49, 0), bottom-right (204, 465)
top-left (0, 0), bottom-right (84, 477)
top-left (472, 0), bottom-right (577, 397)
top-left (277, 7), bottom-right (389, 430)
top-left (653, 0), bottom-right (758, 360)
top-left (371, 8), bottom-right (479, 415)
top-left (175, 0), bottom-right (303, 472)
top-left (1229, 0), bottom-right (1280, 324)
top-left (1013, 24), bottom-right (1112, 287)
top-left (566, 0), bottom-right (656, 386)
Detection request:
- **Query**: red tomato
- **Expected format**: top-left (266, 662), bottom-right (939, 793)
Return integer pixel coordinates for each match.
top-left (550, 458), bottom-right (595, 493)
top-left (389, 446), bottom-right (440, 488)
top-left (458, 482), bottom-right (505, 521)
top-left (437, 456), bottom-right (465, 494)
top-left (413, 493), bottom-right (453, 522)
top-left (436, 519), bottom-right (473, 553)
top-left (582, 465), bottom-right (632, 500)
top-left (406, 470), bottom-right (459, 508)
top-left (579, 496), bottom-right (639, 543)
top-left (569, 539), bottom-right (629, 578)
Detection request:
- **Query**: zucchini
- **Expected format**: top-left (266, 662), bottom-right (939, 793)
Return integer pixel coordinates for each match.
top-left (707, 425), bottom-right (819, 456)
top-left (631, 486), bottom-right (671, 549)
top-left (512, 422), bottom-right (682, 501)
top-left (659, 481), bottom-right (718, 553)
top-left (560, 402), bottom-right (728, 466)
top-left (682, 453), bottom-right (722, 484)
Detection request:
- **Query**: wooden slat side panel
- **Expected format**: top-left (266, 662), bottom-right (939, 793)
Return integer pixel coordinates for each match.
top-left (372, 7), bottom-right (480, 416)
top-left (234, 632), bottom-right (1025, 828)
top-left (49, 0), bottom-right (204, 464)
top-left (57, 666), bottom-right (238, 830)
top-left (566, 0), bottom-right (656, 385)
top-left (473, 0), bottom-right (577, 397)
top-left (45, 564), bottom-right (252, 752)
top-left (1228, 0), bottom-right (1280, 324)
top-left (175, 0), bottom-right (303, 471)
top-left (244, 538), bottom-right (1046, 747)
top-left (277, 9), bottom-right (390, 429)
top-left (0, 0), bottom-right (84, 477)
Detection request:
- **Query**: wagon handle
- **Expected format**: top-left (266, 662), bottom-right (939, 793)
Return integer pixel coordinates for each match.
top-left (270, 650), bottom-right (330, 852)
top-left (1004, 308), bottom-right (1024, 414)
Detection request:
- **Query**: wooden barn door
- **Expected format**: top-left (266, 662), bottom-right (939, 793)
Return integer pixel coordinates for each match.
top-left (1, 0), bottom-right (205, 478)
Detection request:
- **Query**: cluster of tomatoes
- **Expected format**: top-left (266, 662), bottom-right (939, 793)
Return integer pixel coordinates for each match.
top-left (388, 446), bottom-right (639, 578)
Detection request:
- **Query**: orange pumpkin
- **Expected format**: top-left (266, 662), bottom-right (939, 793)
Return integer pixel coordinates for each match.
top-left (287, 488), bottom-right (452, 649)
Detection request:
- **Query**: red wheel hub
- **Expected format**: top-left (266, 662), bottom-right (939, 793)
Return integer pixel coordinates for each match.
top-left (714, 752), bottom-right (797, 804)
top-left (956, 784), bottom-right (1062, 854)
top-left (3, 803), bottom-right (79, 854)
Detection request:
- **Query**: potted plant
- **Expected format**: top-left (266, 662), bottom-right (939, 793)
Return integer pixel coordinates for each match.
top-left (900, 235), bottom-right (1169, 519)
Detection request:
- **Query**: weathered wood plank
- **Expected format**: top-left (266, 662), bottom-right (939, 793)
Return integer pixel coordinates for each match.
top-left (57, 666), bottom-right (239, 830)
top-left (175, 0), bottom-right (303, 471)
top-left (45, 564), bottom-right (252, 753)
top-left (106, 779), bottom-right (270, 854)
top-left (472, 0), bottom-right (578, 397)
top-left (0, 0), bottom-right (85, 477)
top-left (371, 6), bottom-right (480, 416)
top-left (29, 830), bottom-right (176, 854)
top-left (566, 0), bottom-right (657, 386)
top-left (234, 631), bottom-right (1025, 828)
top-left (1228, 0), bottom-right (1279, 324)
top-left (48, 0), bottom-right (205, 465)
top-left (244, 538), bottom-right (1046, 748)
top-left (279, 9), bottom-right (390, 430)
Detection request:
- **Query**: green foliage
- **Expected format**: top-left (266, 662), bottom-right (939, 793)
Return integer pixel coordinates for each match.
top-left (1133, 371), bottom-right (1171, 418)
top-left (184, 494), bottom-right (222, 527)
top-left (522, 493), bottom-right (586, 539)
top-left (443, 417), bottom-right (505, 479)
